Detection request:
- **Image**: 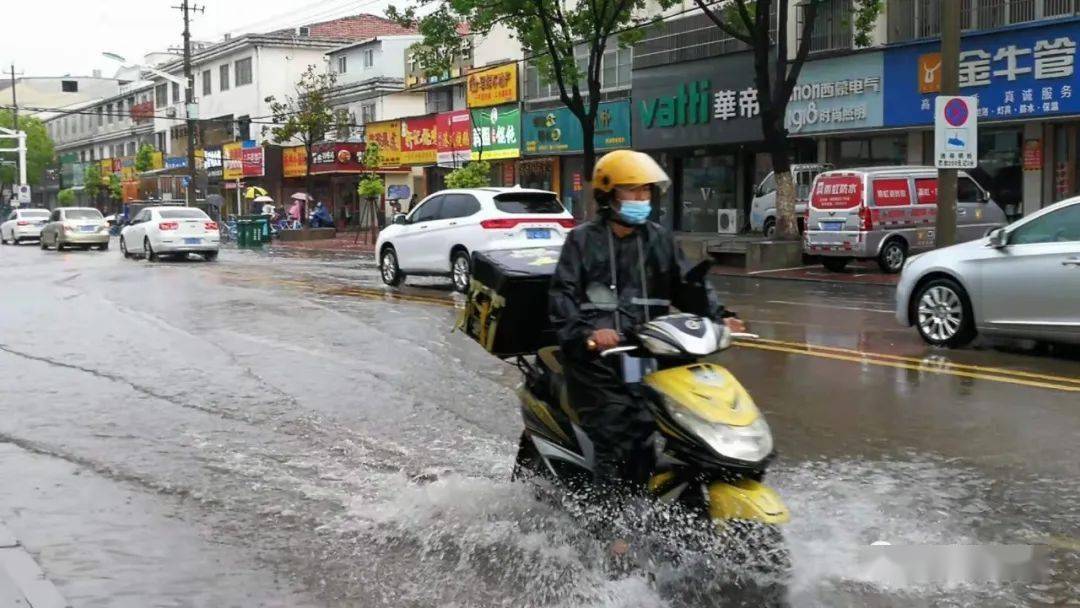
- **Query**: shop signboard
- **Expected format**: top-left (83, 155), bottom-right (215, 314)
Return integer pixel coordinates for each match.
top-left (165, 156), bottom-right (187, 169)
top-left (223, 142), bottom-right (243, 180)
top-left (310, 142), bottom-right (366, 174)
top-left (1023, 139), bottom-right (1043, 170)
top-left (470, 104), bottom-right (521, 160)
top-left (522, 100), bottom-right (631, 155)
top-left (466, 63), bottom-right (518, 108)
top-left (241, 143), bottom-right (265, 178)
top-left (365, 120), bottom-right (402, 167)
top-left (632, 52), bottom-right (763, 150)
top-left (400, 115), bottom-right (438, 165)
top-left (283, 145), bottom-right (308, 177)
top-left (436, 109), bottom-right (471, 166)
top-left (120, 157), bottom-right (137, 181)
top-left (203, 146), bottom-right (223, 180)
top-left (99, 159), bottom-right (112, 184)
top-left (883, 20), bottom-right (1080, 126)
top-left (785, 52), bottom-right (884, 134)
top-left (150, 151), bottom-right (164, 171)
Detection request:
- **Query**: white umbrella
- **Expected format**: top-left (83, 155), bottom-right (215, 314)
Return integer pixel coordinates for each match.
top-left (290, 192), bottom-right (314, 201)
top-left (253, 195), bottom-right (274, 203)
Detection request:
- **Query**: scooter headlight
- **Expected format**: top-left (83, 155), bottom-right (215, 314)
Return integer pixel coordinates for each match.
top-left (664, 397), bottom-right (773, 463)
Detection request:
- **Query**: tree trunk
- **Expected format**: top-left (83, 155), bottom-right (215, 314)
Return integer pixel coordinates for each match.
top-left (765, 125), bottom-right (799, 240)
top-left (580, 124), bottom-right (596, 220)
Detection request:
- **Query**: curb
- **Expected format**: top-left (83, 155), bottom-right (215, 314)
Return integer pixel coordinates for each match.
top-left (0, 521), bottom-right (68, 608)
top-left (710, 268), bottom-right (899, 288)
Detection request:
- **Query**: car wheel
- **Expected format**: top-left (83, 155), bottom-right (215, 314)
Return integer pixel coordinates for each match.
top-left (143, 238), bottom-right (158, 262)
top-left (203, 251), bottom-right (218, 262)
top-left (56, 234), bottom-right (65, 251)
top-left (0, 233), bottom-right (6, 244)
top-left (120, 237), bottom-right (130, 258)
top-left (380, 246), bottom-right (404, 287)
top-left (877, 239), bottom-right (907, 274)
top-left (451, 250), bottom-right (471, 293)
top-left (822, 257), bottom-right (849, 272)
top-left (913, 278), bottom-right (976, 348)
top-left (40, 235), bottom-right (48, 250)
top-left (98, 241), bottom-right (109, 251)
top-left (762, 218), bottom-right (776, 239)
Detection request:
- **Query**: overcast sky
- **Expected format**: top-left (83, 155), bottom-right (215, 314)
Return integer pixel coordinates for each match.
top-left (3, 0), bottom-right (393, 77)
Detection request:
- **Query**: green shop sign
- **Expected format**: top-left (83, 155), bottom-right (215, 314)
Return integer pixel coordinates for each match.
top-left (471, 104), bottom-right (521, 160)
top-left (522, 100), bottom-right (631, 156)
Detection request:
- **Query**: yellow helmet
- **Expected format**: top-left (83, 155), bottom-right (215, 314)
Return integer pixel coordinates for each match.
top-left (593, 150), bottom-right (670, 193)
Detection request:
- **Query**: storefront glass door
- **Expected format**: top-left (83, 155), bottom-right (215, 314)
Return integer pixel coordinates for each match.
top-left (678, 155), bottom-right (736, 233)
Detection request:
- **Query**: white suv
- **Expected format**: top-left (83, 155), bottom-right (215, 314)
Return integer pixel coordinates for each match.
top-left (377, 187), bottom-right (574, 291)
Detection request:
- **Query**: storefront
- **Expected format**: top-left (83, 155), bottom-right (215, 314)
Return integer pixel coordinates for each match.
top-left (883, 17), bottom-right (1080, 216)
top-left (632, 51), bottom-right (766, 233)
top-left (470, 103), bottom-right (522, 187)
top-left (520, 100), bottom-right (632, 218)
top-left (429, 109), bottom-right (472, 197)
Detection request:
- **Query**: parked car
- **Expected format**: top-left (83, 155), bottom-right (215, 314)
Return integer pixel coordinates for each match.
top-left (377, 187), bottom-right (575, 292)
top-left (119, 206), bottom-right (220, 261)
top-left (805, 166), bottom-right (1007, 273)
top-left (39, 207), bottom-right (110, 251)
top-left (0, 208), bottom-right (51, 244)
top-left (749, 163), bottom-right (831, 237)
top-left (896, 196), bottom-right (1080, 347)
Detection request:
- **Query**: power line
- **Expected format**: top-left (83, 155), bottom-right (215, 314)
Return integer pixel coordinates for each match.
top-left (226, 0), bottom-right (387, 38)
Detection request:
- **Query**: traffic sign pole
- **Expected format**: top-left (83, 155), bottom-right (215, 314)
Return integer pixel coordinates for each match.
top-left (936, 0), bottom-right (961, 248)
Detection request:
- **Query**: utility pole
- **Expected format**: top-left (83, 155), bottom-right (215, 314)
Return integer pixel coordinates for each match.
top-left (9, 64), bottom-right (19, 188)
top-left (935, 0), bottom-right (960, 248)
top-left (175, 0), bottom-right (203, 205)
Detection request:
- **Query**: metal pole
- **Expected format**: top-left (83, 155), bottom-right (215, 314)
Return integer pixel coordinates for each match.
top-left (17, 133), bottom-right (26, 185)
top-left (936, 0), bottom-right (960, 248)
top-left (10, 64), bottom-right (20, 186)
top-left (181, 0), bottom-right (198, 205)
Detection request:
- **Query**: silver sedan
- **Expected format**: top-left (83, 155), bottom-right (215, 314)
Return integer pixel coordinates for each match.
top-left (896, 196), bottom-right (1080, 347)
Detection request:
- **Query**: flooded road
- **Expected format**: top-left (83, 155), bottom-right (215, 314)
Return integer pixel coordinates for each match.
top-left (0, 241), bottom-right (1077, 607)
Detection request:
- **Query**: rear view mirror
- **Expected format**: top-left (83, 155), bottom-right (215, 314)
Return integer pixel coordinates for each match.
top-left (392, 213), bottom-right (407, 225)
top-left (986, 227), bottom-right (1007, 248)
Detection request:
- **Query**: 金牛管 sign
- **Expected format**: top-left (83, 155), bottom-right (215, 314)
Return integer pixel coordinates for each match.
top-left (437, 110), bottom-right (471, 166)
top-left (471, 104), bottom-right (520, 160)
top-left (466, 63), bottom-right (518, 108)
top-left (283, 145), bottom-right (308, 178)
top-left (365, 121), bottom-right (402, 167)
top-left (522, 101), bottom-right (631, 155)
top-left (400, 115), bottom-right (438, 165)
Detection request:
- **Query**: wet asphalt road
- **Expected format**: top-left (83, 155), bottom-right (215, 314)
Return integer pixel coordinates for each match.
top-left (0, 239), bottom-right (1078, 608)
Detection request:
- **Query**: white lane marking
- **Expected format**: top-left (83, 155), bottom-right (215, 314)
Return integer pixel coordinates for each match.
top-left (746, 264), bottom-right (819, 275)
top-left (766, 299), bottom-right (895, 314)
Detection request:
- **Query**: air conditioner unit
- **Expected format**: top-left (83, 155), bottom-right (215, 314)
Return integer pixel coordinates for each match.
top-left (717, 209), bottom-right (739, 234)
top-left (165, 107), bottom-right (177, 118)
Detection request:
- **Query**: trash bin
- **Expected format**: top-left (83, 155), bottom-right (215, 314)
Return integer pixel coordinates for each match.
top-left (240, 215), bottom-right (271, 244)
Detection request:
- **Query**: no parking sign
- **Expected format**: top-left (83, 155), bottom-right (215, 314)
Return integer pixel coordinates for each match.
top-left (934, 96), bottom-right (978, 169)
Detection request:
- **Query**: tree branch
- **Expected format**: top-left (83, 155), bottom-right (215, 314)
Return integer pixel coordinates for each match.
top-left (694, 0), bottom-right (753, 46)
top-left (780, 1), bottom-right (817, 105)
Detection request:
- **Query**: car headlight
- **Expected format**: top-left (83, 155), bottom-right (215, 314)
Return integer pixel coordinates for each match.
top-left (664, 397), bottom-right (773, 463)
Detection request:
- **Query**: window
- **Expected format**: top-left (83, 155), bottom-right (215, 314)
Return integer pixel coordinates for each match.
top-left (362, 49), bottom-right (374, 68)
top-left (159, 209), bottom-right (210, 219)
top-left (1009, 203), bottom-right (1080, 244)
top-left (61, 80), bottom-right (78, 93)
top-left (220, 64), bottom-right (230, 91)
top-left (440, 194), bottom-right (482, 219)
top-left (360, 102), bottom-right (376, 124)
top-left (50, 210), bottom-right (61, 222)
top-left (170, 82), bottom-right (179, 104)
top-left (106, 103), bottom-right (113, 124)
top-left (957, 177), bottom-right (983, 203)
top-left (493, 193), bottom-right (564, 214)
top-left (758, 173), bottom-right (777, 196)
top-left (6, 211), bottom-right (14, 221)
top-left (337, 56), bottom-right (347, 74)
top-left (803, 0), bottom-right (853, 53)
top-left (126, 141), bottom-right (136, 156)
top-left (410, 196), bottom-right (444, 222)
top-left (97, 107), bottom-right (104, 126)
top-left (235, 57), bottom-right (252, 86)
top-left (335, 109), bottom-right (351, 140)
top-left (65, 209), bottom-right (103, 220)
top-left (116, 100), bottom-right (124, 122)
top-left (202, 69), bottom-right (212, 95)
top-left (155, 83), bottom-right (168, 107)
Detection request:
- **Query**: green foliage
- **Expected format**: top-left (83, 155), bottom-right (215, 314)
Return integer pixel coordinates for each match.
top-left (83, 163), bottom-right (102, 200)
top-left (445, 161), bottom-right (491, 189)
top-left (0, 110), bottom-right (54, 187)
top-left (134, 143), bottom-right (157, 173)
top-left (108, 173), bottom-right (122, 202)
top-left (387, 5), bottom-right (471, 78)
top-left (356, 143), bottom-right (384, 200)
top-left (57, 188), bottom-right (76, 206)
top-left (264, 65), bottom-right (347, 151)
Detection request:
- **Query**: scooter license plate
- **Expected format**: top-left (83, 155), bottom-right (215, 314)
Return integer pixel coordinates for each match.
top-left (525, 228), bottom-right (551, 239)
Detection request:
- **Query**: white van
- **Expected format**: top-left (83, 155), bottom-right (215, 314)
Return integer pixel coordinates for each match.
top-left (804, 166), bottom-right (1007, 273)
top-left (749, 164), bottom-right (831, 237)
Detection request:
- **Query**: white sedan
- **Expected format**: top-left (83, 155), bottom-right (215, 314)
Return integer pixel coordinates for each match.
top-left (1, 208), bottom-right (51, 244)
top-left (119, 206), bottom-right (220, 261)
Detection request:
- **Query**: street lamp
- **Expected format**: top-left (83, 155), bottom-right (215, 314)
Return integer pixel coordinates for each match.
top-left (103, 52), bottom-right (198, 204)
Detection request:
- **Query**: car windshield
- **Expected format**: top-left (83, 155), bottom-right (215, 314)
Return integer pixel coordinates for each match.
top-left (493, 193), bottom-right (564, 214)
top-left (21, 210), bottom-right (49, 218)
top-left (66, 209), bottom-right (103, 220)
top-left (159, 209), bottom-right (209, 219)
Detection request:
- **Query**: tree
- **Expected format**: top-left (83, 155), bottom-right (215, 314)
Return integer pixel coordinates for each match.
top-left (264, 65), bottom-right (348, 199)
top-left (83, 162), bottom-right (102, 206)
top-left (391, 0), bottom-right (651, 216)
top-left (57, 188), bottom-right (76, 206)
top-left (445, 160), bottom-right (491, 189)
top-left (356, 143), bottom-right (386, 244)
top-left (134, 143), bottom-right (157, 173)
top-left (0, 110), bottom-right (54, 190)
top-left (690, 0), bottom-right (881, 239)
top-left (108, 173), bottom-right (122, 204)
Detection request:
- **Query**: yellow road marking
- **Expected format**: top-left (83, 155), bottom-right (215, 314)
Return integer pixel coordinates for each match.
top-left (750, 337), bottom-right (1080, 387)
top-left (735, 341), bottom-right (1080, 393)
top-left (241, 272), bottom-right (1079, 393)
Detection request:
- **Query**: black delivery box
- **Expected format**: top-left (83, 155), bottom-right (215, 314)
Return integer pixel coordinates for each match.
top-left (458, 247), bottom-right (561, 358)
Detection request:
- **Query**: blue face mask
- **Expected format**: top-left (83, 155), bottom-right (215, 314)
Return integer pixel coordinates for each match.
top-left (617, 199), bottom-right (651, 225)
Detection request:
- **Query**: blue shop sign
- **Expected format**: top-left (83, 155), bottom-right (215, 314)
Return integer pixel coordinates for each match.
top-left (523, 100), bottom-right (631, 155)
top-left (884, 19), bottom-right (1079, 126)
top-left (165, 156), bottom-right (187, 169)
top-left (786, 51), bottom-right (884, 134)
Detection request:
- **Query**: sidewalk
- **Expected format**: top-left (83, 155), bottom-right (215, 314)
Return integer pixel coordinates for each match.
top-left (0, 521), bottom-right (68, 608)
top-left (272, 234), bottom-right (376, 253)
